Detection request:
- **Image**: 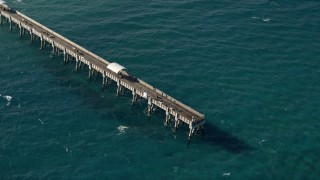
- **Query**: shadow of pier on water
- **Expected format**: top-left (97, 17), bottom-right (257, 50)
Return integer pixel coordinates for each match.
top-left (192, 122), bottom-right (254, 154)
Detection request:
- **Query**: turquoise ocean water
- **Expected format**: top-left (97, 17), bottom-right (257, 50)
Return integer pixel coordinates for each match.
top-left (1, 0), bottom-right (320, 179)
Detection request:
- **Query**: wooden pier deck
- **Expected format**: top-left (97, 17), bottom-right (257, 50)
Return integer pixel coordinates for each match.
top-left (0, 4), bottom-right (205, 140)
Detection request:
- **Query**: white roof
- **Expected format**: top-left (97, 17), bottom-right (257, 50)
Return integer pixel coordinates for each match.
top-left (107, 63), bottom-right (126, 74)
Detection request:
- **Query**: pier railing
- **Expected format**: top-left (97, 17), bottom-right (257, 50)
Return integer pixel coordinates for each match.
top-left (15, 11), bottom-right (109, 65)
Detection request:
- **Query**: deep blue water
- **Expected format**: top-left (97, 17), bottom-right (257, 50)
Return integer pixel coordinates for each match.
top-left (1, 0), bottom-right (320, 179)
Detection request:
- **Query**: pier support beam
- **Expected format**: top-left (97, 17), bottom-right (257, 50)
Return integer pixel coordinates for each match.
top-left (19, 22), bottom-right (22, 37)
top-left (0, 13), bottom-right (2, 26)
top-left (30, 30), bottom-right (34, 44)
top-left (78, 60), bottom-right (82, 70)
top-left (148, 104), bottom-right (152, 117)
top-left (40, 35), bottom-right (44, 49)
top-left (173, 115), bottom-right (181, 132)
top-left (88, 64), bottom-right (94, 80)
top-left (75, 57), bottom-right (80, 72)
top-left (106, 76), bottom-right (109, 85)
top-left (131, 89), bottom-right (138, 105)
top-left (188, 117), bottom-right (199, 140)
top-left (63, 49), bottom-right (67, 64)
top-left (116, 80), bottom-right (122, 96)
top-left (88, 68), bottom-right (92, 79)
top-left (9, 17), bottom-right (12, 31)
top-left (66, 54), bottom-right (70, 63)
top-left (147, 97), bottom-right (154, 117)
top-left (31, 34), bottom-right (34, 43)
top-left (188, 128), bottom-right (195, 141)
top-left (165, 110), bottom-right (171, 126)
top-left (19, 27), bottom-right (22, 37)
top-left (102, 72), bottom-right (106, 88)
top-left (51, 42), bottom-right (55, 54)
top-left (103, 72), bottom-right (110, 86)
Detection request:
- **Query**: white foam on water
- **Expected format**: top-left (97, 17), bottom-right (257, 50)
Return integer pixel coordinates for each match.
top-left (65, 147), bottom-right (72, 153)
top-left (263, 18), bottom-right (271, 22)
top-left (38, 119), bottom-right (44, 124)
top-left (259, 139), bottom-right (267, 145)
top-left (3, 95), bottom-right (12, 102)
top-left (3, 95), bottom-right (12, 106)
top-left (117, 125), bottom-right (128, 135)
top-left (223, 172), bottom-right (231, 176)
top-left (251, 16), bottom-right (271, 22)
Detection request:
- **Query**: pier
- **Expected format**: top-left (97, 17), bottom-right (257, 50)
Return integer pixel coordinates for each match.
top-left (0, 4), bottom-right (205, 140)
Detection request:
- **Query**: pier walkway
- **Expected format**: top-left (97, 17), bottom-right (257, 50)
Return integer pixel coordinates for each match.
top-left (0, 4), bottom-right (205, 140)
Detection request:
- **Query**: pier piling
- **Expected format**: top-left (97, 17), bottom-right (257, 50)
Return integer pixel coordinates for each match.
top-left (131, 90), bottom-right (138, 105)
top-left (165, 110), bottom-right (171, 126)
top-left (19, 22), bottom-right (22, 37)
top-left (75, 58), bottom-right (80, 72)
top-left (116, 80), bottom-right (122, 96)
top-left (9, 16), bottom-right (12, 31)
top-left (0, 13), bottom-right (3, 26)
